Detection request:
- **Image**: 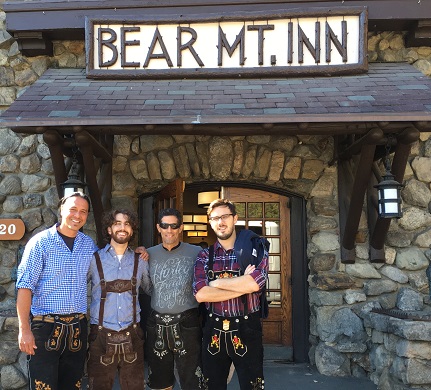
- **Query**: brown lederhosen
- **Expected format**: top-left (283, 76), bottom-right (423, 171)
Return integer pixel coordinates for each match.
top-left (92, 252), bottom-right (140, 365)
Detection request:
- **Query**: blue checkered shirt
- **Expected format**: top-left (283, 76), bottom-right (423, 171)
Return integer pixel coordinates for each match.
top-left (16, 224), bottom-right (97, 316)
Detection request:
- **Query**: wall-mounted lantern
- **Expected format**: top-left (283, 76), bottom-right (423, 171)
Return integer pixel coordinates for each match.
top-left (60, 144), bottom-right (87, 197)
top-left (374, 139), bottom-right (403, 218)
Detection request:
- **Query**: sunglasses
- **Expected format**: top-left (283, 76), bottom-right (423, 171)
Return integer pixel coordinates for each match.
top-left (159, 222), bottom-right (181, 230)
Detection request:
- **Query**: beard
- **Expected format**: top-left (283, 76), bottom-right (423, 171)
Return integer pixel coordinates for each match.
top-left (111, 231), bottom-right (131, 244)
top-left (214, 226), bottom-right (235, 241)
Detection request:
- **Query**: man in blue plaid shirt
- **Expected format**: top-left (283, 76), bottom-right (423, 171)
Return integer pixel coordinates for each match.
top-left (16, 192), bottom-right (97, 390)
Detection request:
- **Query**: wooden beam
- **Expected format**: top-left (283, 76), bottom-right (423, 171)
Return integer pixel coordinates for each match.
top-left (340, 128), bottom-right (384, 263)
top-left (99, 135), bottom-right (114, 210)
top-left (331, 127), bottom-right (383, 164)
top-left (369, 127), bottom-right (420, 262)
top-left (75, 131), bottom-right (105, 247)
top-left (42, 129), bottom-right (68, 198)
top-left (5, 117), bottom-right (430, 137)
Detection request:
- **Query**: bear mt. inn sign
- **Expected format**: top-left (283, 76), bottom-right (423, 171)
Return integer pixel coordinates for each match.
top-left (86, 8), bottom-right (367, 79)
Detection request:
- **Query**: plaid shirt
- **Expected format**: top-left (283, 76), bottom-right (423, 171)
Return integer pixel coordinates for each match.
top-left (193, 240), bottom-right (268, 317)
top-left (16, 224), bottom-right (97, 316)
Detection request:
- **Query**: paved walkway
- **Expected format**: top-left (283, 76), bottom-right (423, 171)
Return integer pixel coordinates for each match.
top-left (95, 360), bottom-right (378, 389)
top-left (226, 361), bottom-right (378, 390)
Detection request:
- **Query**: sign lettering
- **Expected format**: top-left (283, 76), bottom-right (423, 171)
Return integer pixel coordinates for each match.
top-left (86, 9), bottom-right (367, 78)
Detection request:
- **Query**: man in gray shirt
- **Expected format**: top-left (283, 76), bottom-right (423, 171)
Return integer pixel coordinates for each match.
top-left (146, 208), bottom-right (203, 390)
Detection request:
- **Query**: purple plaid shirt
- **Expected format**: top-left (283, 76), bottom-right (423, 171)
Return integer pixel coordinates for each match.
top-left (193, 240), bottom-right (268, 317)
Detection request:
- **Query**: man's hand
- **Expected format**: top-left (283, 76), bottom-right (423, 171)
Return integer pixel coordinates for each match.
top-left (18, 328), bottom-right (37, 355)
top-left (135, 246), bottom-right (149, 261)
top-left (243, 264), bottom-right (256, 275)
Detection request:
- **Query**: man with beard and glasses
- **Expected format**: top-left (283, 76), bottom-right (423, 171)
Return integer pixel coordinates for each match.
top-left (145, 208), bottom-right (203, 390)
top-left (87, 209), bottom-right (151, 390)
top-left (193, 199), bottom-right (268, 390)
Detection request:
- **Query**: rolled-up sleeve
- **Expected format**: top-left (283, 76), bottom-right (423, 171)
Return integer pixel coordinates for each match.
top-left (193, 249), bottom-right (209, 296)
top-left (249, 248), bottom-right (269, 291)
top-left (16, 237), bottom-right (43, 292)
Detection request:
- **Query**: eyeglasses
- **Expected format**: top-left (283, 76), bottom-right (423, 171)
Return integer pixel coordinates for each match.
top-left (208, 214), bottom-right (233, 222)
top-left (159, 222), bottom-right (181, 230)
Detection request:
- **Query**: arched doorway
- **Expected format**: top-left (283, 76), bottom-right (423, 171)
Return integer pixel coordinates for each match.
top-left (139, 181), bottom-right (309, 362)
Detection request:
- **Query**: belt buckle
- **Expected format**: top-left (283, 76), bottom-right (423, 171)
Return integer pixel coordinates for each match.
top-left (58, 315), bottom-right (75, 323)
top-left (223, 319), bottom-right (230, 331)
top-left (160, 314), bottom-right (174, 325)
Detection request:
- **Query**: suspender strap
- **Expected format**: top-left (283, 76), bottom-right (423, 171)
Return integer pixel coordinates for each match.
top-left (94, 252), bottom-right (107, 327)
top-left (94, 251), bottom-right (140, 328)
top-left (208, 245), bottom-right (215, 314)
top-left (132, 253), bottom-right (139, 325)
top-left (208, 245), bottom-right (215, 280)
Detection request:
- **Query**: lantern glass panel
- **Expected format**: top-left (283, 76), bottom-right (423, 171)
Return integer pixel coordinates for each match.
top-left (383, 188), bottom-right (398, 200)
top-left (384, 201), bottom-right (399, 214)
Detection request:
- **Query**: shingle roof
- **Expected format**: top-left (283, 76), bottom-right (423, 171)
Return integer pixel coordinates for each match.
top-left (1, 63), bottom-right (431, 131)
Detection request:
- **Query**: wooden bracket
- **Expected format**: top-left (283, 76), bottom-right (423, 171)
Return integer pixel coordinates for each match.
top-left (368, 127), bottom-right (420, 262)
top-left (338, 128), bottom-right (384, 263)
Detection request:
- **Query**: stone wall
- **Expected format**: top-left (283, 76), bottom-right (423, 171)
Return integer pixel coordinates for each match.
top-left (1, 3), bottom-right (431, 387)
top-left (365, 310), bottom-right (431, 389)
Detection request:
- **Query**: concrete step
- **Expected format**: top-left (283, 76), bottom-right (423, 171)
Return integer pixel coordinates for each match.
top-left (263, 344), bottom-right (293, 362)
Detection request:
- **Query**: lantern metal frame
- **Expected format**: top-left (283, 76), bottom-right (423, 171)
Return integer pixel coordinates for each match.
top-left (374, 139), bottom-right (404, 219)
top-left (60, 141), bottom-right (87, 197)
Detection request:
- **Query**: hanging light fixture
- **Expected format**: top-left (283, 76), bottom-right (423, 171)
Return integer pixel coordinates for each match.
top-left (60, 139), bottom-right (87, 197)
top-left (197, 191), bottom-right (220, 208)
top-left (374, 137), bottom-right (403, 219)
top-left (183, 214), bottom-right (208, 224)
top-left (183, 224), bottom-right (207, 232)
top-left (187, 231), bottom-right (208, 237)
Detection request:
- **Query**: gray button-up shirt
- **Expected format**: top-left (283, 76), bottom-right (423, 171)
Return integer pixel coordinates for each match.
top-left (89, 244), bottom-right (151, 331)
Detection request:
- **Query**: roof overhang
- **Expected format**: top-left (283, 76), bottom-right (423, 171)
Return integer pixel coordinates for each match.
top-left (1, 63), bottom-right (431, 136)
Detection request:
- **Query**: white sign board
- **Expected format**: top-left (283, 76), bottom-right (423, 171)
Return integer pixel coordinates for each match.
top-left (86, 8), bottom-right (367, 79)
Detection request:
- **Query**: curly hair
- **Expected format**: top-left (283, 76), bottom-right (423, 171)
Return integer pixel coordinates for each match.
top-left (102, 209), bottom-right (138, 244)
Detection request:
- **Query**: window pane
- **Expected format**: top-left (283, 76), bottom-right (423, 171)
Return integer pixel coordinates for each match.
top-left (248, 202), bottom-right (263, 218)
top-left (266, 291), bottom-right (281, 306)
top-left (265, 221), bottom-right (280, 235)
top-left (267, 237), bottom-right (280, 253)
top-left (235, 202), bottom-right (246, 218)
top-left (265, 202), bottom-right (280, 218)
top-left (266, 274), bottom-right (281, 305)
top-left (268, 274), bottom-right (281, 291)
top-left (268, 256), bottom-right (280, 271)
top-left (248, 220), bottom-right (262, 236)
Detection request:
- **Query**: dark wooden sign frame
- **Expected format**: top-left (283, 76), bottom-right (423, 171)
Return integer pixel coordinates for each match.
top-left (85, 7), bottom-right (367, 79)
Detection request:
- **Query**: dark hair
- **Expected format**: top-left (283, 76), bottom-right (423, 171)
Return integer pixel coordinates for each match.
top-left (207, 199), bottom-right (236, 217)
top-left (157, 208), bottom-right (182, 225)
top-left (58, 192), bottom-right (91, 212)
top-left (102, 209), bottom-right (138, 243)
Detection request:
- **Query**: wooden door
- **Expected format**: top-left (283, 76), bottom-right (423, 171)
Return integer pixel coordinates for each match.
top-left (154, 179), bottom-right (185, 243)
top-left (222, 187), bottom-right (292, 346)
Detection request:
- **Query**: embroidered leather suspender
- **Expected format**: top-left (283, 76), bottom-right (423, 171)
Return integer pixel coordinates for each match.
top-left (94, 251), bottom-right (140, 327)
